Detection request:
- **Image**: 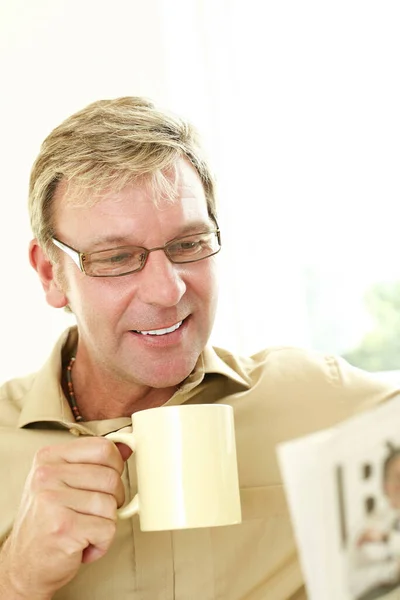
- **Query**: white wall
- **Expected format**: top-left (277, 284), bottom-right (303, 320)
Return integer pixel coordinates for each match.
top-left (0, 0), bottom-right (219, 380)
top-left (2, 0), bottom-right (400, 381)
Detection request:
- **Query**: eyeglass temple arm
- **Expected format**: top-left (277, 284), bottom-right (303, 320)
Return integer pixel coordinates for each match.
top-left (52, 238), bottom-right (83, 271)
top-left (209, 213), bottom-right (221, 242)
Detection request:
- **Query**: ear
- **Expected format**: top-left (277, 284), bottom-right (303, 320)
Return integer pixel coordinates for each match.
top-left (29, 239), bottom-right (69, 309)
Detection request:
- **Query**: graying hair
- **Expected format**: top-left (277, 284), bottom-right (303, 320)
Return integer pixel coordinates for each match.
top-left (28, 96), bottom-right (217, 253)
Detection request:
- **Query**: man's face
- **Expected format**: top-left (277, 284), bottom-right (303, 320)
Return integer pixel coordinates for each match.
top-left (384, 455), bottom-right (400, 509)
top-left (48, 158), bottom-right (219, 388)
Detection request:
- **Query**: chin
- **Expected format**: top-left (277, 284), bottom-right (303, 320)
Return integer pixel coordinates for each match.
top-left (142, 357), bottom-right (199, 388)
top-left (145, 371), bottom-right (192, 389)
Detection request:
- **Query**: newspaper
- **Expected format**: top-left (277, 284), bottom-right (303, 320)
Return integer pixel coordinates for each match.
top-left (277, 395), bottom-right (400, 600)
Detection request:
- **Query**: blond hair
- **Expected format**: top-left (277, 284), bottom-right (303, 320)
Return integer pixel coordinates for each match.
top-left (28, 96), bottom-right (217, 251)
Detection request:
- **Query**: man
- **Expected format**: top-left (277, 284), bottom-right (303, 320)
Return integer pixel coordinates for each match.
top-left (0, 96), bottom-right (398, 600)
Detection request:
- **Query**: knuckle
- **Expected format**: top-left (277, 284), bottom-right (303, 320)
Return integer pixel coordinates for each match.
top-left (104, 519), bottom-right (117, 541)
top-left (96, 437), bottom-right (115, 462)
top-left (93, 521), bottom-right (118, 557)
top-left (105, 468), bottom-right (121, 493)
top-left (50, 507), bottom-right (74, 537)
top-left (37, 488), bottom-right (60, 508)
top-left (35, 445), bottom-right (54, 464)
top-left (106, 495), bottom-right (118, 520)
top-left (31, 464), bottom-right (54, 489)
top-left (92, 492), bottom-right (117, 519)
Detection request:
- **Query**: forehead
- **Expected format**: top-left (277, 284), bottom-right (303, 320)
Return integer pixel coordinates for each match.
top-left (52, 158), bottom-right (210, 244)
top-left (55, 157), bottom-right (206, 208)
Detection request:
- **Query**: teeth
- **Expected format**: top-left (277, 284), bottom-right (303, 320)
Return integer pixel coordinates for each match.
top-left (137, 321), bottom-right (183, 336)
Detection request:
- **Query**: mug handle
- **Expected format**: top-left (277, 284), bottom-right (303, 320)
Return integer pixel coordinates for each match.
top-left (105, 431), bottom-right (140, 520)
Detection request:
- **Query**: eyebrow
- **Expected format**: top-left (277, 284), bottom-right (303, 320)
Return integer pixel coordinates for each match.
top-left (88, 219), bottom-right (216, 250)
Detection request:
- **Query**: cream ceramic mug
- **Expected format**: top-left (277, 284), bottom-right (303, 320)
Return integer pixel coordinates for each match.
top-left (106, 404), bottom-right (242, 531)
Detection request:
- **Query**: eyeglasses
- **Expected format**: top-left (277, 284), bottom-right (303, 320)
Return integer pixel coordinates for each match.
top-left (51, 228), bottom-right (221, 277)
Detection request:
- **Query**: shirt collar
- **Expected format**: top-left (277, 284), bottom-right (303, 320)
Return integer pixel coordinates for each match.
top-left (18, 327), bottom-right (77, 429)
top-left (17, 327), bottom-right (250, 430)
top-left (199, 345), bottom-right (251, 388)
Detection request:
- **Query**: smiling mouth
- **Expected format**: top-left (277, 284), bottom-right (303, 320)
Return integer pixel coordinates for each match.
top-left (132, 320), bottom-right (184, 336)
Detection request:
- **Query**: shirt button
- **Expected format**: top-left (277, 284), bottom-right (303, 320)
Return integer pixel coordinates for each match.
top-left (69, 427), bottom-right (81, 437)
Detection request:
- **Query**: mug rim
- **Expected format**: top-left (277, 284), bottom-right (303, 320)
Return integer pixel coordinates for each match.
top-left (132, 403), bottom-right (233, 417)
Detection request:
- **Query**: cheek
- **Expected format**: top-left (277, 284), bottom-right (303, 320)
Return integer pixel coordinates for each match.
top-left (205, 265), bottom-right (220, 308)
top-left (66, 275), bottom-right (131, 318)
top-left (188, 260), bottom-right (219, 298)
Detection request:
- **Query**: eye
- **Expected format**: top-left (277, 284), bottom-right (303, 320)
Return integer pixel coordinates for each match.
top-left (90, 249), bottom-right (137, 267)
top-left (172, 234), bottom-right (211, 251)
top-left (168, 240), bottom-right (202, 256)
top-left (178, 241), bottom-right (201, 251)
top-left (109, 252), bottom-right (133, 264)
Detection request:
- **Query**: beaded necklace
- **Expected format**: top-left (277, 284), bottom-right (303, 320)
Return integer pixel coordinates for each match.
top-left (65, 356), bottom-right (84, 422)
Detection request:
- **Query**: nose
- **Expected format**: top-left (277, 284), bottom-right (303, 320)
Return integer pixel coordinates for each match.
top-left (136, 249), bottom-right (186, 307)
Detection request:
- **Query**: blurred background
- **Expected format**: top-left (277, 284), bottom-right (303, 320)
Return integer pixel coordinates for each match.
top-left (1, 0), bottom-right (400, 381)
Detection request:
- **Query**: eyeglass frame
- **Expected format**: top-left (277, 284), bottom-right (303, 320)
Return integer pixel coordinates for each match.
top-left (51, 223), bottom-right (221, 278)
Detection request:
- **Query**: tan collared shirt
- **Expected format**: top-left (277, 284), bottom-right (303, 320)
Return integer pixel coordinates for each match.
top-left (1, 327), bottom-right (398, 600)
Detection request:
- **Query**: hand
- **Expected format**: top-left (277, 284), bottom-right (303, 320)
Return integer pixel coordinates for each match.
top-left (1, 437), bottom-right (126, 599)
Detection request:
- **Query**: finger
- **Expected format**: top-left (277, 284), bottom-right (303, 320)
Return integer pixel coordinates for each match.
top-left (73, 511), bottom-right (117, 561)
top-left (31, 463), bottom-right (125, 507)
top-left (65, 488), bottom-right (119, 520)
top-left (40, 487), bottom-right (118, 520)
top-left (35, 438), bottom-right (125, 474)
top-left (56, 510), bottom-right (117, 562)
top-left (82, 544), bottom-right (108, 564)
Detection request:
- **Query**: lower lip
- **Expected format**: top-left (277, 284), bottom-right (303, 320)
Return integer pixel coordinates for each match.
top-left (129, 318), bottom-right (188, 347)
